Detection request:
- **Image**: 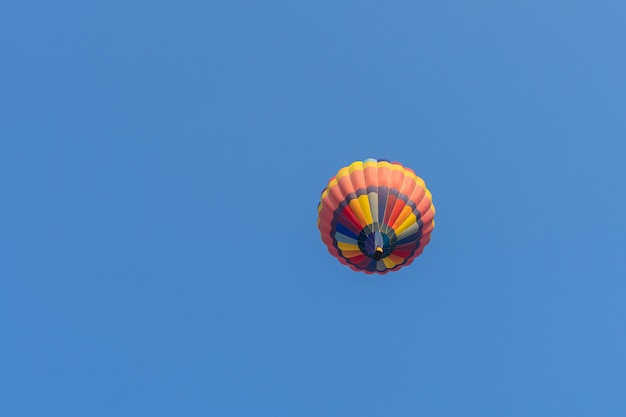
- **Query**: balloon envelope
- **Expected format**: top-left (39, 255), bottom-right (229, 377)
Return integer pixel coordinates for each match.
top-left (317, 158), bottom-right (435, 274)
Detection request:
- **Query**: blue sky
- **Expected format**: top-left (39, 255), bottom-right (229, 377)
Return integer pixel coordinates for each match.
top-left (2, 1), bottom-right (626, 416)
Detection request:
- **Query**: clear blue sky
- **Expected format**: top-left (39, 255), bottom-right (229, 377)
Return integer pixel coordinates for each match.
top-left (2, 1), bottom-right (626, 416)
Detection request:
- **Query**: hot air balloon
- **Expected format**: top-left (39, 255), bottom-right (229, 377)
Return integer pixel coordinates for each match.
top-left (317, 158), bottom-right (435, 274)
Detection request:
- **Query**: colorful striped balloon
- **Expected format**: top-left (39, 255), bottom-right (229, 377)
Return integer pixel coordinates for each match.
top-left (317, 158), bottom-right (435, 274)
